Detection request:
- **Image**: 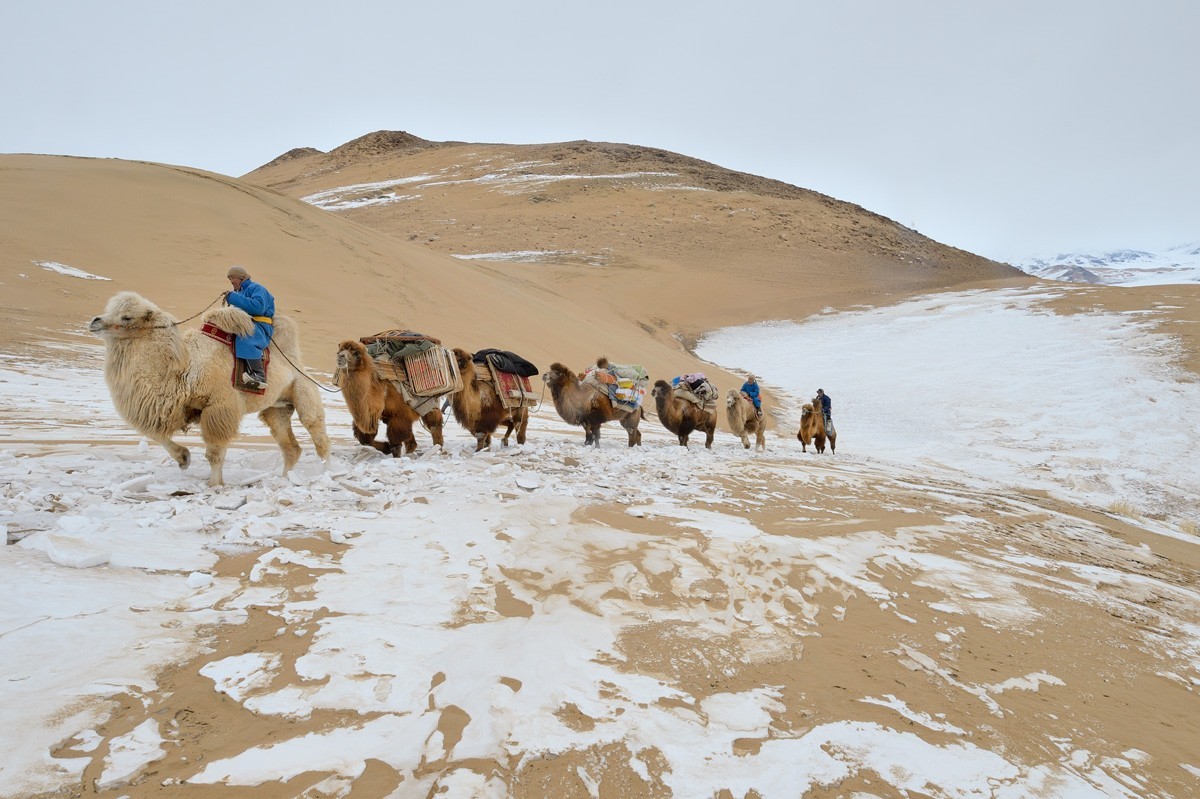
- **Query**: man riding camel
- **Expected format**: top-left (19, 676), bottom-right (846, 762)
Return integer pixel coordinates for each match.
top-left (223, 265), bottom-right (274, 389)
top-left (816, 387), bottom-right (832, 430)
top-left (741, 375), bottom-right (763, 419)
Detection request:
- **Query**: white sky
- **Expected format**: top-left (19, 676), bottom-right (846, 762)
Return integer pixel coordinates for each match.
top-left (2, 277), bottom-right (1199, 795)
top-left (3, 0), bottom-right (1198, 263)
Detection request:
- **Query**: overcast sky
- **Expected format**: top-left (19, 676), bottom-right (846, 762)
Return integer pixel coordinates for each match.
top-left (3, 1), bottom-right (1196, 263)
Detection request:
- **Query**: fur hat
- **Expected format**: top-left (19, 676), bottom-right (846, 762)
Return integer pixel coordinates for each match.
top-left (227, 265), bottom-right (250, 279)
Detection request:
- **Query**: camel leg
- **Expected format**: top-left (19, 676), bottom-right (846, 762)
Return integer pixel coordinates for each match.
top-left (147, 433), bottom-right (191, 471)
top-left (474, 431), bottom-right (489, 452)
top-left (500, 414), bottom-right (516, 446)
top-left (202, 441), bottom-right (228, 487)
top-left (199, 403), bottom-right (244, 486)
top-left (259, 405), bottom-right (303, 475)
top-left (354, 425), bottom-right (391, 454)
top-left (704, 421), bottom-right (715, 449)
top-left (829, 435), bottom-right (836, 455)
top-left (756, 429), bottom-right (766, 451)
top-left (515, 409), bottom-right (528, 445)
top-left (291, 379), bottom-right (331, 461)
top-left (387, 425), bottom-right (418, 457)
top-left (423, 410), bottom-right (444, 447)
top-left (621, 413), bottom-right (641, 448)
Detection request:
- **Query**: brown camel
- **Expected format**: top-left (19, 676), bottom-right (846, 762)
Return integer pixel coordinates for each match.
top-left (335, 340), bottom-right (444, 456)
top-left (450, 348), bottom-right (530, 451)
top-left (542, 358), bottom-right (643, 447)
top-left (797, 400), bottom-right (836, 454)
top-left (725, 389), bottom-right (766, 451)
top-left (651, 379), bottom-right (717, 448)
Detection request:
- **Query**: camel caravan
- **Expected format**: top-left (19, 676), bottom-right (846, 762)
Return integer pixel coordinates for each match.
top-left (90, 292), bottom-right (837, 486)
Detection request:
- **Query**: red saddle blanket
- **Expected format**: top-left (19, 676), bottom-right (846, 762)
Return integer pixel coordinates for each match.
top-left (201, 323), bottom-right (270, 395)
top-left (494, 369), bottom-right (535, 408)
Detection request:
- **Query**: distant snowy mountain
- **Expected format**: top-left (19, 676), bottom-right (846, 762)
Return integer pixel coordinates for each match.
top-left (1018, 243), bottom-right (1200, 286)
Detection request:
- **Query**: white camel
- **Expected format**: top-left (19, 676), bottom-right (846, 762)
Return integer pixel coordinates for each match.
top-left (89, 291), bottom-right (330, 486)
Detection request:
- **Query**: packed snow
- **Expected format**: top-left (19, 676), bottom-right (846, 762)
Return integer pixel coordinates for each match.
top-left (2, 286), bottom-right (1198, 796)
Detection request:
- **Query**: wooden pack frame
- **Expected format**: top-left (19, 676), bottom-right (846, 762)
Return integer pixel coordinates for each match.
top-left (472, 361), bottom-right (537, 409)
top-left (370, 346), bottom-right (462, 397)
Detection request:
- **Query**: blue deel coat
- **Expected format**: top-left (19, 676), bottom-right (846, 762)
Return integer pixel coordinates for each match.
top-left (225, 279), bottom-right (276, 360)
top-left (741, 381), bottom-right (761, 409)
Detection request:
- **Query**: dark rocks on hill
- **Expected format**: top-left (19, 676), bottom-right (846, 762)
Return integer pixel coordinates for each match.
top-left (329, 130), bottom-right (432, 160)
top-left (256, 147), bottom-right (324, 170)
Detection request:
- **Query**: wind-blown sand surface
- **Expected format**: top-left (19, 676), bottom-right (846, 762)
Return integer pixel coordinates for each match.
top-left (2, 150), bottom-right (1198, 797)
top-left (2, 280), bottom-right (1198, 798)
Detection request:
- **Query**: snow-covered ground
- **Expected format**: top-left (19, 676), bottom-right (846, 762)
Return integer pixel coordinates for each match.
top-left (2, 286), bottom-right (1198, 797)
top-left (698, 286), bottom-right (1200, 529)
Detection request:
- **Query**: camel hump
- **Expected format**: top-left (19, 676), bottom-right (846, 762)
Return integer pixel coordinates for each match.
top-left (202, 305), bottom-right (256, 337)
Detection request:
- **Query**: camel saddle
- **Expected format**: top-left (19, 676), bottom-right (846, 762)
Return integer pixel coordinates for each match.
top-left (201, 322), bottom-right (269, 395)
top-left (672, 373), bottom-right (718, 411)
top-left (583, 362), bottom-right (648, 411)
top-left (471, 361), bottom-right (536, 409)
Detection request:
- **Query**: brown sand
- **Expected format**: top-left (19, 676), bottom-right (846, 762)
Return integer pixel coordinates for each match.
top-left (4, 143), bottom-right (1200, 797)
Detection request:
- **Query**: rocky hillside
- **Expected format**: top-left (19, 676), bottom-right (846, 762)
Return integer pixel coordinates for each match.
top-left (245, 131), bottom-right (1026, 333)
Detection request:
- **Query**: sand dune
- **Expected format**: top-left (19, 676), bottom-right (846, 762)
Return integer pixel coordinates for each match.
top-left (2, 139), bottom-right (1198, 798)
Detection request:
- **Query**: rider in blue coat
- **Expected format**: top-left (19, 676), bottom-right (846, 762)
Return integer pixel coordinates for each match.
top-left (224, 265), bottom-right (275, 389)
top-left (741, 375), bottom-right (762, 418)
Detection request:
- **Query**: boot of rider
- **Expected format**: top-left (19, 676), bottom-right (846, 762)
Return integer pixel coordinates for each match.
top-left (242, 358), bottom-right (267, 388)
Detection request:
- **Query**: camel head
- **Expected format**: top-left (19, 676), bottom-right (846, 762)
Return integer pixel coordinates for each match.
top-left (452, 348), bottom-right (474, 371)
top-left (726, 389), bottom-right (741, 409)
top-left (336, 339), bottom-right (370, 372)
top-left (651, 379), bottom-right (671, 399)
top-left (542, 362), bottom-right (575, 388)
top-left (89, 291), bottom-right (171, 340)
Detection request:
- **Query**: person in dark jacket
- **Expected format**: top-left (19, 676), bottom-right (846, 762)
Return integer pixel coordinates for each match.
top-left (224, 265), bottom-right (275, 389)
top-left (741, 375), bottom-right (762, 419)
top-left (816, 388), bottom-right (832, 428)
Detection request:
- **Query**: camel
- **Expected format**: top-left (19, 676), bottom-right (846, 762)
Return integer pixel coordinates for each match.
top-left (725, 389), bottom-right (766, 451)
top-left (651, 379), bottom-right (717, 448)
top-left (89, 291), bottom-right (330, 487)
top-left (798, 400), bottom-right (836, 454)
top-left (542, 359), bottom-right (643, 447)
top-left (450, 348), bottom-right (529, 451)
top-left (335, 339), bottom-right (444, 456)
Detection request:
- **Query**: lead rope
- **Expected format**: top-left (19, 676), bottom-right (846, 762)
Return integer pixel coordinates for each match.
top-left (263, 329), bottom-right (342, 394)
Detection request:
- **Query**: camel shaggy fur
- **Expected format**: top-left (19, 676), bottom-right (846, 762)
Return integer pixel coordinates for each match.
top-left (725, 389), bottom-right (766, 451)
top-left (451, 348), bottom-right (528, 451)
top-left (542, 359), bottom-right (643, 447)
top-left (651, 380), bottom-right (716, 448)
top-left (335, 340), bottom-right (444, 456)
top-left (797, 400), bottom-right (836, 454)
top-left (89, 291), bottom-right (330, 486)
